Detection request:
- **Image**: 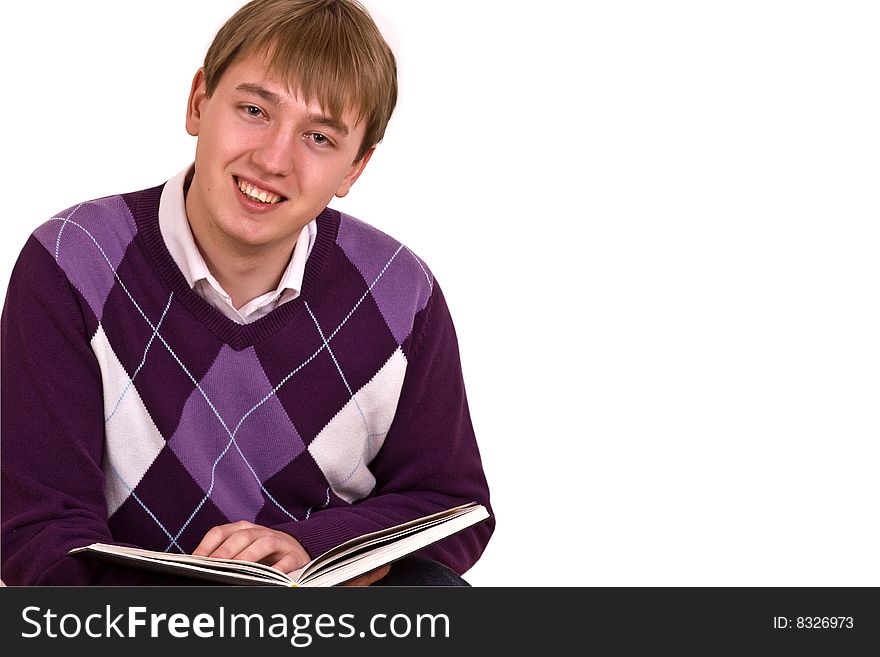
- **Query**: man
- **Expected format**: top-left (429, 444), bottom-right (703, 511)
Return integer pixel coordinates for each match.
top-left (1, 0), bottom-right (493, 586)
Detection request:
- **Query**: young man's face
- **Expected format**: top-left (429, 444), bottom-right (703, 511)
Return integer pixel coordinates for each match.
top-left (185, 55), bottom-right (372, 256)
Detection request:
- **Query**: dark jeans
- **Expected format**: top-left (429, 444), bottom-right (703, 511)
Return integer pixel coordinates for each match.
top-left (371, 555), bottom-right (470, 587)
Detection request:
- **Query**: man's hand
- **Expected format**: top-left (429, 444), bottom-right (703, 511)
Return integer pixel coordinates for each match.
top-left (193, 521), bottom-right (391, 586)
top-left (193, 521), bottom-right (310, 575)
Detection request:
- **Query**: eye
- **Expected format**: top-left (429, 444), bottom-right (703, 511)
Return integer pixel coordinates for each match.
top-left (242, 105), bottom-right (266, 119)
top-left (308, 132), bottom-right (332, 147)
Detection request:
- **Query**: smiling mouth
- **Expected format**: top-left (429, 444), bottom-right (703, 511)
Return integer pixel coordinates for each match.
top-left (234, 176), bottom-right (287, 205)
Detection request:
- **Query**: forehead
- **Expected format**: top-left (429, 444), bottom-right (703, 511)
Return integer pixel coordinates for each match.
top-left (217, 53), bottom-right (362, 127)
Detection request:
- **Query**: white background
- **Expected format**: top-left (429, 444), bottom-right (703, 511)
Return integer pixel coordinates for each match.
top-left (2, 1), bottom-right (879, 587)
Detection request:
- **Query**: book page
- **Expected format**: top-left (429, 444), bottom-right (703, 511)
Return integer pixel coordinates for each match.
top-left (299, 504), bottom-right (490, 586)
top-left (68, 544), bottom-right (294, 586)
top-left (300, 502), bottom-right (482, 579)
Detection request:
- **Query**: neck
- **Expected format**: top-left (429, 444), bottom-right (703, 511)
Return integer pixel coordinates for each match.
top-left (197, 239), bottom-right (294, 310)
top-left (183, 175), bottom-right (297, 310)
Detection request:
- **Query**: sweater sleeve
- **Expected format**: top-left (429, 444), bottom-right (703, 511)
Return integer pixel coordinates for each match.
top-left (279, 281), bottom-right (495, 574)
top-left (1, 237), bottom-right (203, 585)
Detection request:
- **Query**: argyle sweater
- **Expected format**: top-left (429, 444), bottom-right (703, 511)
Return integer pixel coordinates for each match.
top-left (0, 184), bottom-right (494, 585)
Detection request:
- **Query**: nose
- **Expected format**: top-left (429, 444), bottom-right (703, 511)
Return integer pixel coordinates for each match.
top-left (251, 125), bottom-right (295, 176)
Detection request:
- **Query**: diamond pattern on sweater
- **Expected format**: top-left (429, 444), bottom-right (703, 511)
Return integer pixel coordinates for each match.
top-left (109, 446), bottom-right (229, 553)
top-left (92, 325), bottom-right (167, 516)
top-left (32, 196), bottom-right (138, 322)
top-left (27, 193), bottom-right (439, 556)
top-left (101, 246), bottom-right (222, 441)
top-left (255, 248), bottom-right (400, 444)
top-left (169, 345), bottom-right (306, 523)
top-left (308, 347), bottom-right (407, 502)
top-left (336, 213), bottom-right (433, 344)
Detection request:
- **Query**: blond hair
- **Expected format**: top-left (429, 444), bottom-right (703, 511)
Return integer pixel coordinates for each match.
top-left (203, 0), bottom-right (397, 160)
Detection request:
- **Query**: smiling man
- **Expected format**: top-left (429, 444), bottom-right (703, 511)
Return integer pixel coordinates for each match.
top-left (0, 0), bottom-right (494, 587)
top-left (182, 56), bottom-right (374, 318)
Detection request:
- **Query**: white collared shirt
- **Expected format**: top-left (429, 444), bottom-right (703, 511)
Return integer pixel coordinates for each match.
top-left (158, 165), bottom-right (316, 324)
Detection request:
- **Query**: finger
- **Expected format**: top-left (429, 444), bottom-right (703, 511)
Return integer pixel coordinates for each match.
top-left (235, 535), bottom-right (310, 572)
top-left (267, 536), bottom-right (311, 573)
top-left (229, 534), bottom-right (283, 564)
top-left (271, 552), bottom-right (309, 576)
top-left (208, 534), bottom-right (259, 560)
top-left (205, 525), bottom-right (262, 560)
top-left (192, 521), bottom-right (252, 557)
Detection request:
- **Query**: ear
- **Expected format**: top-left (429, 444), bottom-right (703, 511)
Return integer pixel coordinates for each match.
top-left (335, 147), bottom-right (376, 198)
top-left (185, 68), bottom-right (208, 137)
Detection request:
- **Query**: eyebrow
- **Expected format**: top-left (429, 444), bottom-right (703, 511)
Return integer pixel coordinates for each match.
top-left (306, 113), bottom-right (350, 137)
top-left (236, 83), bottom-right (284, 107)
top-left (235, 83), bottom-right (350, 136)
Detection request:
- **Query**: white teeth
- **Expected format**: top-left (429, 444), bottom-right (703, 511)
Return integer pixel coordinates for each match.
top-left (236, 178), bottom-right (282, 204)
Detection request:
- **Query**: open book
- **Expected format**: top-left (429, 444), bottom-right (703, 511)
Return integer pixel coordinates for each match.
top-left (68, 502), bottom-right (489, 587)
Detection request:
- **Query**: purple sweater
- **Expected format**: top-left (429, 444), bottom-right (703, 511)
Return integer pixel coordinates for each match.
top-left (1, 185), bottom-right (493, 585)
